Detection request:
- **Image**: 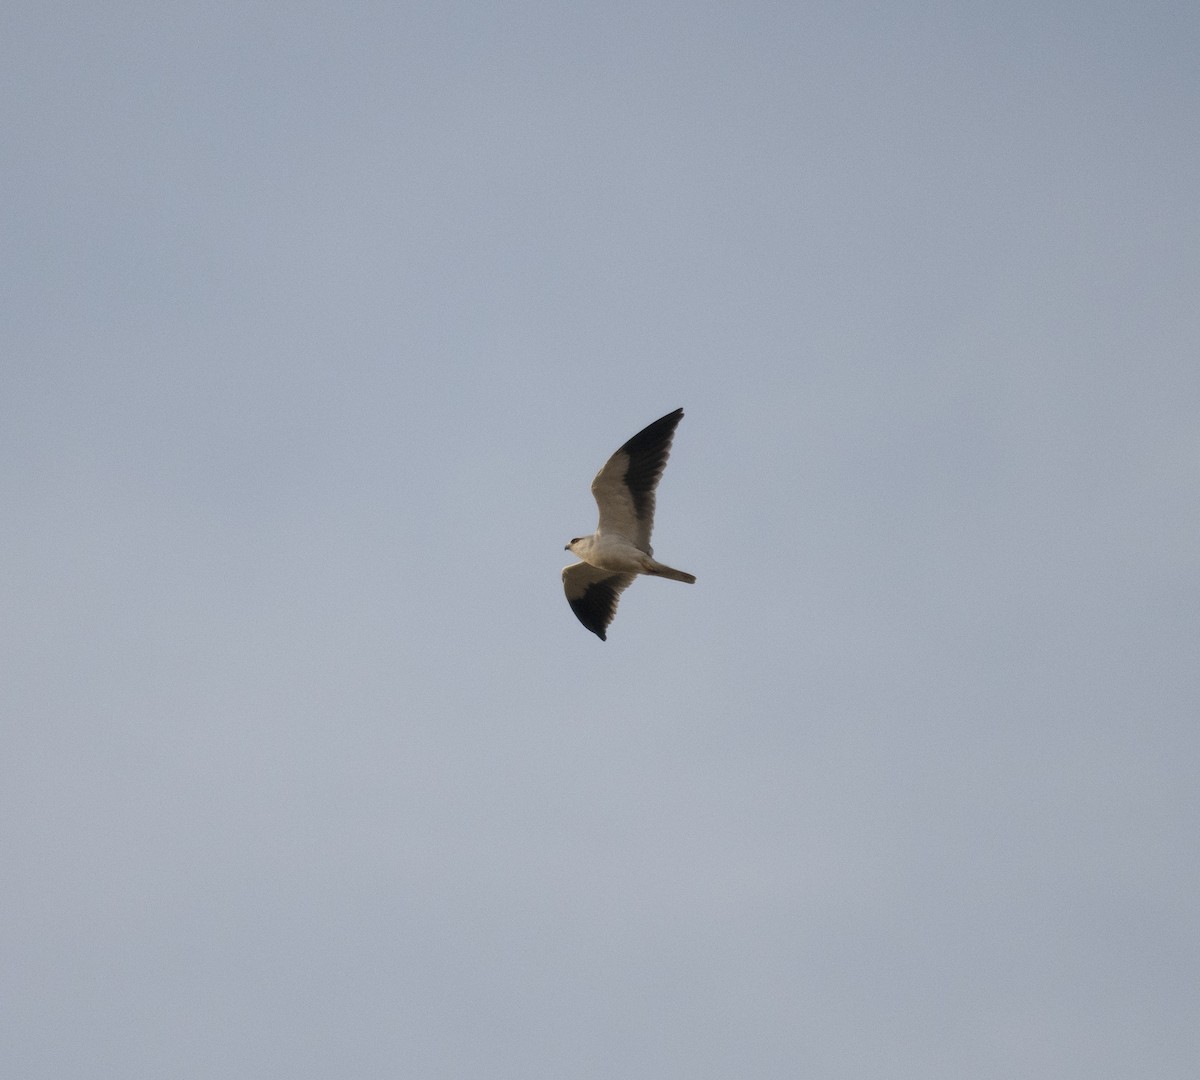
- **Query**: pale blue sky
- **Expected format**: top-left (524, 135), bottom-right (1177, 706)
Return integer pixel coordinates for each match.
top-left (3, 3), bottom-right (1198, 1077)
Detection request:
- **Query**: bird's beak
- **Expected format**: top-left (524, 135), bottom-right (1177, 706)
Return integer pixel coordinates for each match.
top-left (564, 543), bottom-right (571, 551)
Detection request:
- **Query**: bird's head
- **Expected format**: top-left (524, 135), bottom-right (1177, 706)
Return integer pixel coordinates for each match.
top-left (565, 537), bottom-right (582, 553)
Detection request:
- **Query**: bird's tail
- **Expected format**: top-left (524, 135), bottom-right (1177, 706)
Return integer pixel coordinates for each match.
top-left (644, 559), bottom-right (696, 584)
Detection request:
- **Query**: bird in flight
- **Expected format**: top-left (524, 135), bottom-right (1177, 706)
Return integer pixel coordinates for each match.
top-left (562, 408), bottom-right (696, 640)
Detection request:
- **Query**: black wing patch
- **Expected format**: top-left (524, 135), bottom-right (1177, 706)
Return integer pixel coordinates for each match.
top-left (567, 573), bottom-right (636, 641)
top-left (616, 407), bottom-right (683, 523)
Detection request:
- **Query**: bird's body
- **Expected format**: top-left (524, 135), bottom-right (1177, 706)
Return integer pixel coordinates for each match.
top-left (566, 533), bottom-right (695, 581)
top-left (562, 408), bottom-right (695, 640)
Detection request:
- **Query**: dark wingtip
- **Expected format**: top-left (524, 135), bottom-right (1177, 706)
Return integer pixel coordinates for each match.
top-left (568, 577), bottom-right (628, 640)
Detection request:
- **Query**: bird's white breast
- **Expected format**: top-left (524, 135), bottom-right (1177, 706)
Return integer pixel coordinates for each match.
top-left (577, 533), bottom-right (646, 573)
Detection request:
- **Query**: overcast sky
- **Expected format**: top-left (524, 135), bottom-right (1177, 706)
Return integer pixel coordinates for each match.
top-left (3, 2), bottom-right (1198, 1078)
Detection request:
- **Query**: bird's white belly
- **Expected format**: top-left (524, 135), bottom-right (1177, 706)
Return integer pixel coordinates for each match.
top-left (583, 536), bottom-right (647, 573)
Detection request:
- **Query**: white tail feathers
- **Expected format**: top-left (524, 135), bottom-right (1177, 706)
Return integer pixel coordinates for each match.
top-left (644, 559), bottom-right (696, 584)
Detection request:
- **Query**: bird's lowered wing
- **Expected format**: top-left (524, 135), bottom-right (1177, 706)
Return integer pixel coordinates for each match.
top-left (561, 563), bottom-right (636, 641)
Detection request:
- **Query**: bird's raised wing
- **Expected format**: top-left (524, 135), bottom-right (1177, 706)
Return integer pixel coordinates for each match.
top-left (561, 563), bottom-right (636, 641)
top-left (589, 407), bottom-right (683, 551)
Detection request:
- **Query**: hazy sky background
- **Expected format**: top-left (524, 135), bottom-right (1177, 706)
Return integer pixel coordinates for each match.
top-left (3, 2), bottom-right (1198, 1077)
